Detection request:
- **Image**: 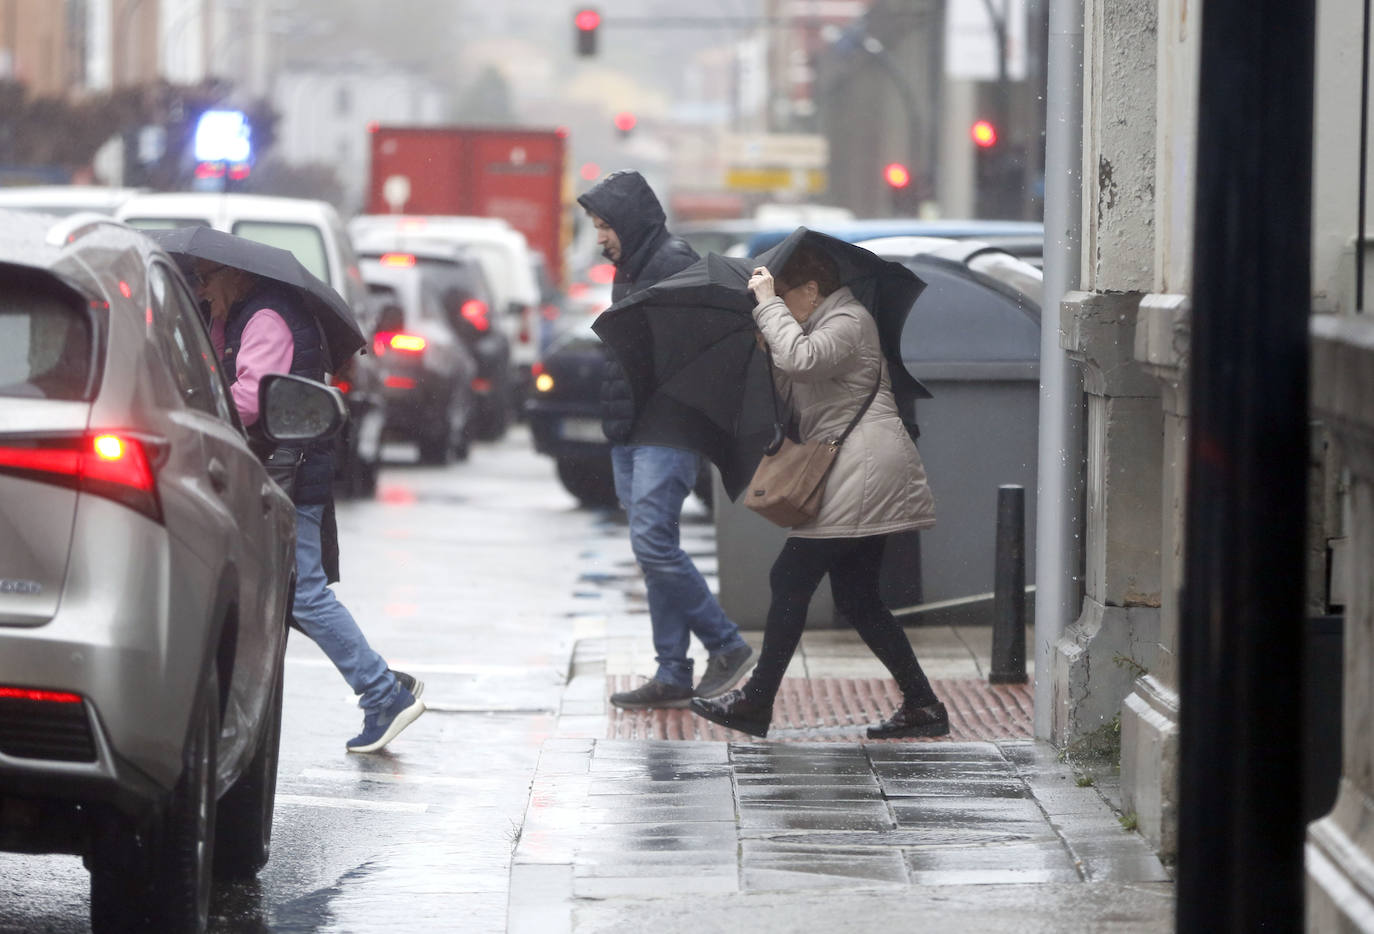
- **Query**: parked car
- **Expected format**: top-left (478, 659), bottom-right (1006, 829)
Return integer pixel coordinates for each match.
top-left (525, 319), bottom-right (711, 509)
top-left (359, 255), bottom-right (480, 464)
top-left (352, 232), bottom-right (513, 440)
top-left (115, 192), bottom-right (385, 498)
top-left (0, 210), bottom-right (346, 932)
top-left (349, 215), bottom-right (541, 409)
top-left (745, 218), bottom-right (1045, 267)
top-left (0, 185), bottom-right (144, 216)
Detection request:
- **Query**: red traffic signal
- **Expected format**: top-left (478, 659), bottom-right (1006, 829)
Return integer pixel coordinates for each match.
top-left (613, 112), bottom-right (637, 134)
top-left (574, 8), bottom-right (600, 56)
top-left (883, 162), bottom-right (911, 189)
top-left (971, 120), bottom-right (998, 148)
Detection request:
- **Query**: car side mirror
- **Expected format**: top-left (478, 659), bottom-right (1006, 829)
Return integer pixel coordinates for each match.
top-left (257, 374), bottom-right (349, 443)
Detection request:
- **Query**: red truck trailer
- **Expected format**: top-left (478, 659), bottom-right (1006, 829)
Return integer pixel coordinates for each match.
top-left (365, 125), bottom-right (568, 284)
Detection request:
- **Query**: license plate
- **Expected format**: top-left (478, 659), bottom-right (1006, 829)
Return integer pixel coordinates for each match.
top-left (558, 418), bottom-right (605, 443)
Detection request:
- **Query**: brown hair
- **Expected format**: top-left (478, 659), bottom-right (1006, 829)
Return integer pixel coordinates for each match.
top-left (778, 244), bottom-right (841, 297)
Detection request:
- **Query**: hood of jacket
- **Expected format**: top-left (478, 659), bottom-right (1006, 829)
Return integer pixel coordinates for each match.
top-left (577, 170), bottom-right (669, 282)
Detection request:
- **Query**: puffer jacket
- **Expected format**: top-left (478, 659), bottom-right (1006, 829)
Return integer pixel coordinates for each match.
top-left (753, 286), bottom-right (936, 539)
top-left (578, 171), bottom-right (699, 442)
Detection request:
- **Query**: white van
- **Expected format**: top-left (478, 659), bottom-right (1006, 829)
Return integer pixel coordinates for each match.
top-left (115, 192), bottom-right (384, 496)
top-left (349, 215), bottom-right (542, 398)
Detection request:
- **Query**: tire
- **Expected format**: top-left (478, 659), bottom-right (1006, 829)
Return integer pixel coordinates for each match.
top-left (556, 456), bottom-right (618, 508)
top-left (417, 409), bottom-right (451, 465)
top-left (470, 394), bottom-right (510, 441)
top-left (213, 654), bottom-right (283, 880)
top-left (90, 672), bottom-right (219, 934)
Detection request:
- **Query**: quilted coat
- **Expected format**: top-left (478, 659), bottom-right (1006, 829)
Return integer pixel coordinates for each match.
top-left (752, 286), bottom-right (936, 539)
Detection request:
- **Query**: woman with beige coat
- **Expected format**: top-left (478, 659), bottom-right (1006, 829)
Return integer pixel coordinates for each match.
top-left (690, 244), bottom-right (947, 739)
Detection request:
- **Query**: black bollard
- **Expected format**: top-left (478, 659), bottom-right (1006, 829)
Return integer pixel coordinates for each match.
top-left (989, 485), bottom-right (1028, 685)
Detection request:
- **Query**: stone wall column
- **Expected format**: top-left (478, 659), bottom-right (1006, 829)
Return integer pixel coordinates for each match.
top-left (1306, 314), bottom-right (1374, 930)
top-left (1054, 291), bottom-right (1163, 747)
top-left (1118, 293), bottom-right (1189, 860)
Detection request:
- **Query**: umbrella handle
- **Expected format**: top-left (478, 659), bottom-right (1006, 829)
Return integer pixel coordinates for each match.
top-left (764, 423), bottom-right (785, 456)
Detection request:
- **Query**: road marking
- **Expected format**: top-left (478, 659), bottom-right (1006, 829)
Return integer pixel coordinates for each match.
top-left (276, 794), bottom-right (429, 813)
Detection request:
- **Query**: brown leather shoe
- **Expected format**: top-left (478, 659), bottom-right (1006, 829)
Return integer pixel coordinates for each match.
top-left (689, 689), bottom-right (772, 737)
top-left (867, 700), bottom-right (950, 739)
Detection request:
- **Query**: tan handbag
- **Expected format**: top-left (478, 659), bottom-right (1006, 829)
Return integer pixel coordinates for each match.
top-left (744, 360), bottom-right (881, 528)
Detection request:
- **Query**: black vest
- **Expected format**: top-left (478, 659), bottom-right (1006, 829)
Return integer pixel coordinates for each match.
top-left (223, 288), bottom-right (335, 505)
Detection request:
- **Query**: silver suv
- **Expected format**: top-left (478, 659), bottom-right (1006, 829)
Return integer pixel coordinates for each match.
top-left (0, 210), bottom-right (345, 933)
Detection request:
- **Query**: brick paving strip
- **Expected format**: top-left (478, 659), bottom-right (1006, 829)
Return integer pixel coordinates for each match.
top-left (606, 676), bottom-right (1033, 742)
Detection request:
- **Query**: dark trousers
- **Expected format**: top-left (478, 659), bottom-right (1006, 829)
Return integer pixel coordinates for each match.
top-left (745, 535), bottom-right (938, 707)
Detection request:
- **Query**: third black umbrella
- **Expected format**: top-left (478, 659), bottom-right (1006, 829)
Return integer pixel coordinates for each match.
top-left (146, 225), bottom-right (365, 371)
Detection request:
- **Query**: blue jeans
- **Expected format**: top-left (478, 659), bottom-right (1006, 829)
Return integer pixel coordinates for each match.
top-left (293, 504), bottom-right (397, 712)
top-left (611, 444), bottom-right (748, 689)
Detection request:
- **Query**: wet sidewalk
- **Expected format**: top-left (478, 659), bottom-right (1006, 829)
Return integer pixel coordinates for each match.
top-left (510, 517), bottom-right (1174, 931)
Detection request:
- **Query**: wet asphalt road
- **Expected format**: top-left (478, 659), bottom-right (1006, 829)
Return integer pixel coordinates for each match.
top-left (0, 427), bottom-right (613, 934)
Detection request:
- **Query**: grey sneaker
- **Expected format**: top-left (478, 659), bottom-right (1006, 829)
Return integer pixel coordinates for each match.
top-left (695, 644), bottom-right (756, 699)
top-left (610, 679), bottom-right (694, 709)
top-left (391, 669), bottom-right (424, 700)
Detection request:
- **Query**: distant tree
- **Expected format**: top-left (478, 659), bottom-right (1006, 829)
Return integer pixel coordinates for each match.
top-left (456, 66), bottom-right (515, 125)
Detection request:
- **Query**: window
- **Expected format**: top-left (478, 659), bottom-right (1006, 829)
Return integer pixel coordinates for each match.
top-left (0, 274), bottom-right (93, 400)
top-left (231, 221), bottom-right (332, 285)
top-left (148, 262), bottom-right (233, 420)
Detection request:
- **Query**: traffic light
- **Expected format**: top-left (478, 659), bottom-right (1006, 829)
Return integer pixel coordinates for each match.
top-left (574, 8), bottom-right (600, 57)
top-left (883, 162), bottom-right (911, 189)
top-left (971, 119), bottom-right (1026, 218)
top-left (883, 162), bottom-right (918, 214)
top-left (614, 111), bottom-right (636, 139)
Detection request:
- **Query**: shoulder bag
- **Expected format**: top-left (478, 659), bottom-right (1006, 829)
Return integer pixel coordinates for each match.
top-left (744, 357), bottom-right (881, 528)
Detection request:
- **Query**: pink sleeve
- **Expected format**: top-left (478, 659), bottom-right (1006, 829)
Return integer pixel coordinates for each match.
top-left (231, 309), bottom-right (295, 425)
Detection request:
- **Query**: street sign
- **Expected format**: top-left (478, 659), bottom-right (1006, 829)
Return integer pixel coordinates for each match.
top-left (724, 167), bottom-right (826, 194)
top-left (721, 133), bottom-right (828, 169)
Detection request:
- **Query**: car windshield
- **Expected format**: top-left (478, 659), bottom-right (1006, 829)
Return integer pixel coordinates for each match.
top-left (0, 277), bottom-right (94, 400)
top-left (232, 220), bottom-right (331, 284)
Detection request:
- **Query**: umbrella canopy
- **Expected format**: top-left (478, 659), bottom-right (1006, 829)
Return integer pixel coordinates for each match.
top-left (146, 226), bottom-right (364, 371)
top-left (592, 228), bottom-right (927, 500)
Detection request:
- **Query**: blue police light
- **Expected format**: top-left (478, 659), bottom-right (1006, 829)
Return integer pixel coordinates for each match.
top-left (194, 110), bottom-right (252, 163)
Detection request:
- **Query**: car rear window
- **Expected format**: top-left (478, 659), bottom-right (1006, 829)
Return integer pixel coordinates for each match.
top-left (0, 276), bottom-right (94, 400)
top-left (231, 221), bottom-right (331, 284)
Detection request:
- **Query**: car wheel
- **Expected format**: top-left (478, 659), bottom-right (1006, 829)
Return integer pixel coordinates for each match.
top-left (471, 394), bottom-right (510, 441)
top-left (417, 402), bottom-right (452, 465)
top-left (90, 671), bottom-right (219, 933)
top-left (556, 456), bottom-right (618, 508)
top-left (213, 651), bottom-right (283, 880)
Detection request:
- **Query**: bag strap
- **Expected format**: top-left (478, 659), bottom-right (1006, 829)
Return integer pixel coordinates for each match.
top-left (834, 365), bottom-right (882, 447)
top-left (762, 344), bottom-right (883, 449)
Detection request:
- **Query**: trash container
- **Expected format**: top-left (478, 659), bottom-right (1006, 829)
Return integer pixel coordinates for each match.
top-left (714, 242), bottom-right (1042, 629)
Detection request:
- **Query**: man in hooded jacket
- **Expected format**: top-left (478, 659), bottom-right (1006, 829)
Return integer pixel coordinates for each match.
top-left (578, 170), bottom-right (755, 708)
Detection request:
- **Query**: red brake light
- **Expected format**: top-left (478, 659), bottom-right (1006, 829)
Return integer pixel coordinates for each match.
top-left (0, 686), bottom-right (83, 704)
top-left (333, 379), bottom-right (353, 395)
top-left (472, 377), bottom-right (492, 393)
top-left (531, 362), bottom-right (545, 377)
top-left (373, 331), bottom-right (426, 354)
top-left (384, 375), bottom-right (417, 389)
top-left (380, 253), bottom-right (416, 267)
top-left (0, 432), bottom-right (162, 521)
top-left (460, 299), bottom-right (490, 332)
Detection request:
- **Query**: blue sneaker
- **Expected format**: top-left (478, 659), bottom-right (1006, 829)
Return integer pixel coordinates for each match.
top-left (346, 685), bottom-right (424, 753)
top-left (390, 669), bottom-right (424, 700)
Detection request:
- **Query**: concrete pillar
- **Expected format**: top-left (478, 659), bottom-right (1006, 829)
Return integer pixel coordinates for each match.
top-left (1054, 291), bottom-right (1162, 747)
top-left (1306, 314), bottom-right (1374, 930)
top-left (1118, 293), bottom-right (1188, 860)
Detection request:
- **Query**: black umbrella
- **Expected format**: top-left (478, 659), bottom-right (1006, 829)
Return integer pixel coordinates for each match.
top-left (146, 226), bottom-right (365, 371)
top-left (592, 228), bottom-right (927, 499)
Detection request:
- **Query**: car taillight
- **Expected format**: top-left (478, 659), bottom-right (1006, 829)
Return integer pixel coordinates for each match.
top-left (540, 302), bottom-right (559, 321)
top-left (460, 299), bottom-right (490, 332)
top-left (380, 253), bottom-right (417, 267)
top-left (373, 331), bottom-right (426, 355)
top-left (385, 375), bottom-right (417, 390)
top-left (333, 379), bottom-right (353, 395)
top-left (472, 377), bottom-right (491, 393)
top-left (0, 432), bottom-right (163, 521)
top-left (534, 372), bottom-right (555, 393)
top-left (0, 686), bottom-right (82, 704)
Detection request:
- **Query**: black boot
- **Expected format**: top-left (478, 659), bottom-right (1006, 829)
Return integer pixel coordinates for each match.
top-left (867, 700), bottom-right (950, 739)
top-left (689, 689), bottom-right (772, 737)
